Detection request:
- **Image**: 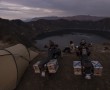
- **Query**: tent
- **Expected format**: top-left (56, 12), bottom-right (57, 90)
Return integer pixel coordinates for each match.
top-left (0, 44), bottom-right (39, 90)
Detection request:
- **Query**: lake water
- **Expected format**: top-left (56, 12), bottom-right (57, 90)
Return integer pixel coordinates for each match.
top-left (36, 32), bottom-right (110, 50)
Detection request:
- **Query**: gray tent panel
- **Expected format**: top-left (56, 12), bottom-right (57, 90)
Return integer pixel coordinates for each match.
top-left (0, 55), bottom-right (17, 90)
top-left (14, 55), bottom-right (29, 83)
top-left (6, 44), bottom-right (30, 60)
top-left (29, 50), bottom-right (39, 61)
top-left (0, 44), bottom-right (39, 90)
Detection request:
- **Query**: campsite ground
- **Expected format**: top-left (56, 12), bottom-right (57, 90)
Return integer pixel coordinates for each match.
top-left (16, 43), bottom-right (110, 90)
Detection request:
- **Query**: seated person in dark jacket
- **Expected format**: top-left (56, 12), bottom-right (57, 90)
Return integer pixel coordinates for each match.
top-left (48, 44), bottom-right (61, 59)
top-left (48, 45), bottom-right (55, 59)
top-left (80, 39), bottom-right (87, 46)
top-left (54, 44), bottom-right (61, 58)
top-left (78, 39), bottom-right (91, 56)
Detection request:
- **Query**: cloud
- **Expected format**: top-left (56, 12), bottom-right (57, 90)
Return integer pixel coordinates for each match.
top-left (0, 1), bottom-right (64, 19)
top-left (0, 0), bottom-right (110, 19)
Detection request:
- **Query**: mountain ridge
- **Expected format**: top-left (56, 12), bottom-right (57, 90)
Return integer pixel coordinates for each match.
top-left (23, 15), bottom-right (105, 22)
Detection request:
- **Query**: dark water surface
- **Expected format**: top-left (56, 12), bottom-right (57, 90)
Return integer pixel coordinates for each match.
top-left (36, 32), bottom-right (110, 50)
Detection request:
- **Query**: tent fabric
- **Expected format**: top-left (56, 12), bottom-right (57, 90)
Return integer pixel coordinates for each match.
top-left (29, 49), bottom-right (39, 61)
top-left (0, 50), bottom-right (10, 55)
top-left (0, 44), bottom-right (39, 90)
top-left (6, 44), bottom-right (30, 61)
top-left (0, 55), bottom-right (17, 90)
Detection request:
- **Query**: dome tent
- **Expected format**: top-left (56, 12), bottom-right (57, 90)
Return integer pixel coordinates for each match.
top-left (0, 44), bottom-right (39, 90)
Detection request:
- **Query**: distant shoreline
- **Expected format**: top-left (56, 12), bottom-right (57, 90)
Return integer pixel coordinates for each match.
top-left (35, 29), bottom-right (110, 40)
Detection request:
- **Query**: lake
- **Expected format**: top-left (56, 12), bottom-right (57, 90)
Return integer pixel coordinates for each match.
top-left (36, 32), bottom-right (110, 50)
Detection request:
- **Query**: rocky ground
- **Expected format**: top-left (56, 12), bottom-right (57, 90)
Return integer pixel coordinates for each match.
top-left (16, 44), bottom-right (110, 90)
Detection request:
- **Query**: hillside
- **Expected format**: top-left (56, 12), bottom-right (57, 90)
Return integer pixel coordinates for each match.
top-left (0, 17), bottom-right (110, 48)
top-left (0, 18), bottom-right (37, 47)
top-left (29, 18), bottom-right (110, 32)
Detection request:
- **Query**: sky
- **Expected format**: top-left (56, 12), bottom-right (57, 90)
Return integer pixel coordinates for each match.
top-left (0, 0), bottom-right (110, 19)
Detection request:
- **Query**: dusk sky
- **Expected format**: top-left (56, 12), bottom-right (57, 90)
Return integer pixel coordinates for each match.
top-left (0, 0), bottom-right (110, 19)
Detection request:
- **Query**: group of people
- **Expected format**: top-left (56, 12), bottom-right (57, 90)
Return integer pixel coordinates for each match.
top-left (45, 39), bottom-right (93, 79)
top-left (45, 39), bottom-right (92, 59)
top-left (63, 39), bottom-right (92, 57)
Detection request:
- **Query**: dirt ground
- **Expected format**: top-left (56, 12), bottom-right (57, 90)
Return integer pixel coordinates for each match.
top-left (16, 44), bottom-right (110, 90)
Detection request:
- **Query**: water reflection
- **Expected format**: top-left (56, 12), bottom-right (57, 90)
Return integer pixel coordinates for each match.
top-left (36, 33), bottom-right (109, 50)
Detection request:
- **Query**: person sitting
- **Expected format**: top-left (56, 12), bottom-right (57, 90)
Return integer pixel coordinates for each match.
top-left (54, 44), bottom-right (61, 59)
top-left (63, 41), bottom-right (75, 53)
top-left (48, 44), bottom-right (61, 59)
top-left (48, 44), bottom-right (55, 59)
top-left (80, 39), bottom-right (87, 46)
top-left (78, 39), bottom-right (91, 56)
top-left (69, 41), bottom-right (75, 53)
